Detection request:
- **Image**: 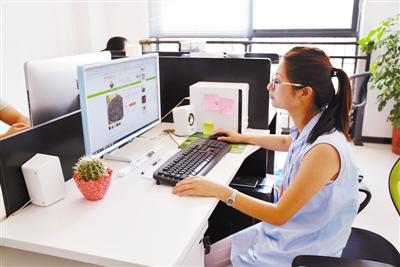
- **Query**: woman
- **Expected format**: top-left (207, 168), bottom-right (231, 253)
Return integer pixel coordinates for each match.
top-left (172, 46), bottom-right (358, 266)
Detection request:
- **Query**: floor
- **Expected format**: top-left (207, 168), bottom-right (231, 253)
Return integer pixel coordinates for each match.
top-left (274, 142), bottom-right (399, 250)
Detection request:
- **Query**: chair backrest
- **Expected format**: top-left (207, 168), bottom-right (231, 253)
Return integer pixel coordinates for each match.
top-left (244, 52), bottom-right (279, 63)
top-left (351, 72), bottom-right (371, 108)
top-left (349, 72), bottom-right (371, 145)
top-left (389, 157), bottom-right (400, 216)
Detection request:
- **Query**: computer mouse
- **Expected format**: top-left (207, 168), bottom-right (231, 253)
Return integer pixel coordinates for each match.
top-left (208, 132), bottom-right (228, 140)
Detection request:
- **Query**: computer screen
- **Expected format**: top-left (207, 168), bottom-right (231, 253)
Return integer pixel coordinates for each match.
top-left (24, 51), bottom-right (112, 126)
top-left (77, 54), bottom-right (161, 156)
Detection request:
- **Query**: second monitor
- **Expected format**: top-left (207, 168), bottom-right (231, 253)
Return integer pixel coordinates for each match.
top-left (24, 51), bottom-right (112, 126)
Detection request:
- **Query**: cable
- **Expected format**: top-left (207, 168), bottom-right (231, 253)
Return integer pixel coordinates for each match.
top-left (136, 132), bottom-right (167, 141)
top-left (161, 97), bottom-right (190, 121)
top-left (171, 131), bottom-right (191, 138)
top-left (168, 132), bottom-right (179, 145)
top-left (9, 200), bottom-right (31, 217)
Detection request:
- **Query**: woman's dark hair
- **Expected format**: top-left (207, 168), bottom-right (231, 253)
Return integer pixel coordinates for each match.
top-left (103, 36), bottom-right (129, 51)
top-left (283, 46), bottom-right (352, 143)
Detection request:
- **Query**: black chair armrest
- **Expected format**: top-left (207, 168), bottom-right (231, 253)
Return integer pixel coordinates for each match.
top-left (352, 100), bottom-right (367, 108)
top-left (358, 182), bottom-right (372, 214)
top-left (292, 255), bottom-right (395, 267)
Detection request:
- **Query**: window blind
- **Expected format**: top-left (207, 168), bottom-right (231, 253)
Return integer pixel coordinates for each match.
top-left (149, 0), bottom-right (250, 38)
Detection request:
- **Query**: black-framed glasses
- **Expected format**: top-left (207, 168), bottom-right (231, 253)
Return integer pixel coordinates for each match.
top-left (271, 74), bottom-right (305, 90)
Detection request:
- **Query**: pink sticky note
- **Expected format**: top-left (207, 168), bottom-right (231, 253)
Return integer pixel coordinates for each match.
top-left (203, 94), bottom-right (220, 111)
top-left (219, 97), bottom-right (234, 116)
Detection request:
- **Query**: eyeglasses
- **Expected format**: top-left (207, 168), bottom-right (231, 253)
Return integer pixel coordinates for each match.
top-left (270, 74), bottom-right (305, 90)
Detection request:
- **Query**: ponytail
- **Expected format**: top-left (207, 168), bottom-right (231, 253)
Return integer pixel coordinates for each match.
top-left (308, 68), bottom-right (352, 143)
top-left (283, 47), bottom-right (352, 144)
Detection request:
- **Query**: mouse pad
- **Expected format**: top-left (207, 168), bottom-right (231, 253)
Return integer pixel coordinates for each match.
top-left (178, 132), bottom-right (246, 154)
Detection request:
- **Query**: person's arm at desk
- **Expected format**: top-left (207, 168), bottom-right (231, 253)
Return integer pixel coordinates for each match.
top-left (214, 128), bottom-right (292, 152)
top-left (172, 143), bottom-right (340, 226)
top-left (0, 106), bottom-right (30, 139)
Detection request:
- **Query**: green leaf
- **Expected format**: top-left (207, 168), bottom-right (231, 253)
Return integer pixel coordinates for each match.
top-left (359, 13), bottom-right (400, 126)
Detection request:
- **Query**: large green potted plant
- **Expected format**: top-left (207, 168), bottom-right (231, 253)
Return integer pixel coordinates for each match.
top-left (358, 13), bottom-right (400, 155)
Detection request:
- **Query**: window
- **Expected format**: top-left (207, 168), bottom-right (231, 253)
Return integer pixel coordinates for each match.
top-left (149, 0), bottom-right (250, 38)
top-left (252, 0), bottom-right (360, 37)
top-left (149, 0), bottom-right (360, 38)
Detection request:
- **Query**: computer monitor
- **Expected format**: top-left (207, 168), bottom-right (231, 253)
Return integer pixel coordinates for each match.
top-left (24, 51), bottom-right (112, 126)
top-left (77, 54), bottom-right (161, 157)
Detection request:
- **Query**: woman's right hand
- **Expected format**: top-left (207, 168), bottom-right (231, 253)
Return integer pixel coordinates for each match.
top-left (3, 123), bottom-right (30, 137)
top-left (214, 128), bottom-right (244, 143)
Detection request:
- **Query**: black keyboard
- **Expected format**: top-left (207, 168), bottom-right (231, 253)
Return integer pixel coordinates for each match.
top-left (153, 138), bottom-right (231, 185)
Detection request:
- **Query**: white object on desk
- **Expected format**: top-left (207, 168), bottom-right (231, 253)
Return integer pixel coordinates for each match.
top-left (117, 150), bottom-right (155, 177)
top-left (172, 105), bottom-right (196, 136)
top-left (21, 153), bottom-right (65, 207)
top-left (190, 81), bottom-right (249, 133)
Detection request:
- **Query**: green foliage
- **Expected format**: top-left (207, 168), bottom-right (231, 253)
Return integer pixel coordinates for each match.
top-left (74, 156), bottom-right (107, 181)
top-left (358, 13), bottom-right (400, 127)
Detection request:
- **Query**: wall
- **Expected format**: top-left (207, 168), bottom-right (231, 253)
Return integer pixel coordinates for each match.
top-left (0, 1), bottom-right (148, 132)
top-left (359, 0), bottom-right (399, 138)
top-left (2, 1), bottom-right (398, 138)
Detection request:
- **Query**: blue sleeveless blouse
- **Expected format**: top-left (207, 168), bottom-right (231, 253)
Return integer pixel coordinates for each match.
top-left (230, 112), bottom-right (359, 266)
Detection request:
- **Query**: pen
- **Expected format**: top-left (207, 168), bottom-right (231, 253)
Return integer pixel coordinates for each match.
top-left (117, 150), bottom-right (155, 177)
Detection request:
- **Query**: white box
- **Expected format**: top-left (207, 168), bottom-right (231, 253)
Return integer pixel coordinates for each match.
top-left (189, 82), bottom-right (249, 133)
top-left (21, 153), bottom-right (66, 206)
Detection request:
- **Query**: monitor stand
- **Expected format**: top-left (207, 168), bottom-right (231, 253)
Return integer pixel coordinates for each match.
top-left (102, 152), bottom-right (135, 163)
top-left (102, 139), bottom-right (148, 163)
top-left (102, 143), bottom-right (164, 164)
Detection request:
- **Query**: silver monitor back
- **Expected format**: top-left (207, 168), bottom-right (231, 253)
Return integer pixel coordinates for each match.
top-left (24, 51), bottom-right (112, 126)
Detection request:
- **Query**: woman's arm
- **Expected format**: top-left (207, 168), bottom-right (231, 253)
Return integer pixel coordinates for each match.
top-left (0, 106), bottom-right (30, 126)
top-left (173, 143), bottom-right (340, 226)
top-left (215, 128), bottom-right (292, 152)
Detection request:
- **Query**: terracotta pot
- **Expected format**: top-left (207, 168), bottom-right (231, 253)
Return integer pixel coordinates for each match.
top-left (393, 127), bottom-right (400, 155)
top-left (73, 169), bottom-right (113, 201)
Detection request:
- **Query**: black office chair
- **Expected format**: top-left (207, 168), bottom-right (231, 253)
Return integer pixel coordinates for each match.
top-left (349, 72), bottom-right (371, 146)
top-left (244, 52), bottom-right (280, 63)
top-left (292, 228), bottom-right (400, 267)
top-left (292, 170), bottom-right (400, 267)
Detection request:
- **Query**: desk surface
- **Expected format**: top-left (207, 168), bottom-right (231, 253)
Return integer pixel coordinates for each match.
top-left (1, 123), bottom-right (265, 266)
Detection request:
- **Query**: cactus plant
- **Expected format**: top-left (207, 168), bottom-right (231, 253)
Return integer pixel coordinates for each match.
top-left (72, 156), bottom-right (112, 201)
top-left (73, 156), bottom-right (107, 181)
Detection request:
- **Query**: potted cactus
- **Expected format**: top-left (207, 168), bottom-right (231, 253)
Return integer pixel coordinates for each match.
top-left (73, 156), bottom-right (113, 201)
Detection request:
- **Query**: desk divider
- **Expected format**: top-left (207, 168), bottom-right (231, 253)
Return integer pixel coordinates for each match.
top-left (0, 111), bottom-right (84, 216)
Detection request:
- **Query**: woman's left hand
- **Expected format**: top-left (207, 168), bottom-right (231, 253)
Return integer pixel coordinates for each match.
top-left (172, 176), bottom-right (229, 199)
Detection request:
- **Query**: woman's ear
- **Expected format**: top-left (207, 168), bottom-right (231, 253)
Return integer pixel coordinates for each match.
top-left (297, 86), bottom-right (314, 100)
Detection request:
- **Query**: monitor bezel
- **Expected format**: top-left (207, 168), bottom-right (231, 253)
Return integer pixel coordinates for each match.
top-left (77, 53), bottom-right (161, 157)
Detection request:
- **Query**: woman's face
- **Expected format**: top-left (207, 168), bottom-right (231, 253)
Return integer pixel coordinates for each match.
top-left (267, 62), bottom-right (299, 110)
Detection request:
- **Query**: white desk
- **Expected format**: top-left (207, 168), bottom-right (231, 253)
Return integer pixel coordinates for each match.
top-left (0, 123), bottom-right (265, 266)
